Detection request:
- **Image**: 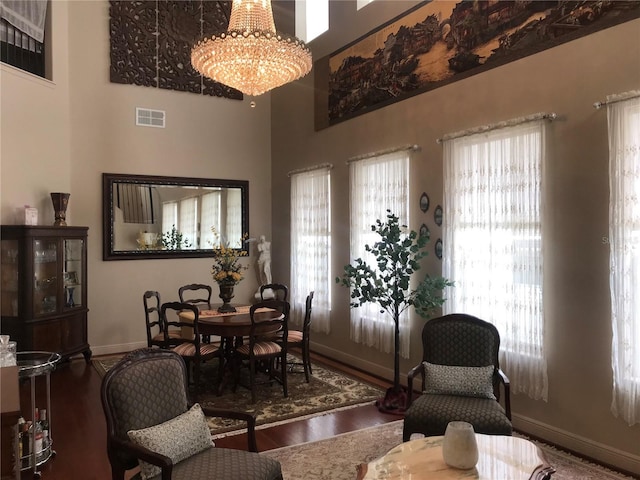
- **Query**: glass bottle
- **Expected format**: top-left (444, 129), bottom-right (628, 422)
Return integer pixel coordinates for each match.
top-left (17, 416), bottom-right (25, 459)
top-left (25, 421), bottom-right (33, 458)
top-left (33, 409), bottom-right (44, 457)
top-left (40, 408), bottom-right (49, 449)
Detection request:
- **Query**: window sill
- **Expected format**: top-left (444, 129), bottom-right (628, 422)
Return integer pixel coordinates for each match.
top-left (1, 63), bottom-right (54, 88)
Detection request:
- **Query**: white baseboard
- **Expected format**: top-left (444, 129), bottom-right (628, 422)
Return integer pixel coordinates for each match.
top-left (513, 414), bottom-right (640, 476)
top-left (311, 342), bottom-right (639, 476)
top-left (90, 341), bottom-right (146, 357)
top-left (311, 341), bottom-right (399, 383)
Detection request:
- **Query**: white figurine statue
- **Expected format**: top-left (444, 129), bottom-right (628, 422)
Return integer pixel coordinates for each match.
top-left (253, 235), bottom-right (274, 299)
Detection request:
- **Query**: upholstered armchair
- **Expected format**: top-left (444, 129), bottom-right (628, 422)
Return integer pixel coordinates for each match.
top-left (403, 314), bottom-right (512, 442)
top-left (101, 348), bottom-right (283, 480)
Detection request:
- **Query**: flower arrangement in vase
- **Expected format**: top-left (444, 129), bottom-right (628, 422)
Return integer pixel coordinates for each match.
top-left (210, 228), bottom-right (248, 312)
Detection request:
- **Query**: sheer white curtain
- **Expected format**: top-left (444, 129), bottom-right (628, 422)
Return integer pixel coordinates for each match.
top-left (608, 95), bottom-right (640, 426)
top-left (226, 189), bottom-right (242, 247)
top-left (179, 197), bottom-right (198, 249)
top-left (162, 201), bottom-right (177, 236)
top-left (0, 0), bottom-right (47, 42)
top-left (443, 121), bottom-right (549, 401)
top-left (290, 166), bottom-right (331, 333)
top-left (201, 192), bottom-right (221, 248)
top-left (349, 151), bottom-right (410, 358)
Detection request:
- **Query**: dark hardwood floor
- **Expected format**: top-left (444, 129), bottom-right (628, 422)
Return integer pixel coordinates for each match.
top-left (18, 352), bottom-right (397, 480)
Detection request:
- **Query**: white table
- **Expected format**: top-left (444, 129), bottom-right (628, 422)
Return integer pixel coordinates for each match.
top-left (357, 434), bottom-right (554, 479)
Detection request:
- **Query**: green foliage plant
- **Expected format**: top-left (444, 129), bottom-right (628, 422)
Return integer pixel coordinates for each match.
top-left (336, 210), bottom-right (453, 393)
top-left (161, 225), bottom-right (192, 250)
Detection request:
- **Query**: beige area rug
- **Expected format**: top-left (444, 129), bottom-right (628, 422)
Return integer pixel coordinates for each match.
top-left (262, 421), bottom-right (638, 480)
top-left (93, 353), bottom-right (385, 436)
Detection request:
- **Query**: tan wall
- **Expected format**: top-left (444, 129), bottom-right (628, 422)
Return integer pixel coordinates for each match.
top-left (1, 1), bottom-right (272, 353)
top-left (270, 1), bottom-right (640, 474)
top-left (1, 1), bottom-right (71, 224)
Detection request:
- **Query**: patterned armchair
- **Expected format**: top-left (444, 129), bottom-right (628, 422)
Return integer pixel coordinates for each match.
top-left (403, 314), bottom-right (512, 442)
top-left (101, 348), bottom-right (283, 480)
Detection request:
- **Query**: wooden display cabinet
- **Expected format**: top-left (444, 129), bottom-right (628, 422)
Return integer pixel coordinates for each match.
top-left (0, 226), bottom-right (91, 361)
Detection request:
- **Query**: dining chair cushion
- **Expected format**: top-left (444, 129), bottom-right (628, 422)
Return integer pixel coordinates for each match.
top-left (285, 330), bottom-right (304, 343)
top-left (236, 341), bottom-right (281, 357)
top-left (404, 393), bottom-right (512, 437)
top-left (172, 342), bottom-right (220, 358)
top-left (138, 446), bottom-right (283, 480)
top-left (151, 330), bottom-right (183, 343)
top-left (127, 403), bottom-right (213, 480)
top-left (423, 361), bottom-right (496, 400)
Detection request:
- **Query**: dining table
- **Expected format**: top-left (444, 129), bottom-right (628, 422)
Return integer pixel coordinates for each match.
top-left (178, 305), bottom-right (283, 394)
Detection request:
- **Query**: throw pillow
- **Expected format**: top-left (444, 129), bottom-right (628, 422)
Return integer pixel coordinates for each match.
top-left (423, 362), bottom-right (496, 400)
top-left (127, 403), bottom-right (213, 480)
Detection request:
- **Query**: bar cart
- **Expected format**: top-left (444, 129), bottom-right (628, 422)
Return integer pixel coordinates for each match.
top-left (16, 351), bottom-right (60, 479)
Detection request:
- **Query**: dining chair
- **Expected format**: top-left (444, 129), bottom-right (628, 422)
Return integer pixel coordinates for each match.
top-left (143, 290), bottom-right (182, 348)
top-left (179, 283), bottom-right (214, 343)
top-left (260, 283), bottom-right (288, 302)
top-left (161, 302), bottom-right (222, 393)
top-left (179, 283), bottom-right (213, 306)
top-left (235, 300), bottom-right (289, 403)
top-left (283, 291), bottom-right (314, 382)
top-left (101, 348), bottom-right (283, 480)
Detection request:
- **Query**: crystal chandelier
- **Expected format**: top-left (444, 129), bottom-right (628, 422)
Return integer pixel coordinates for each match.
top-left (191, 0), bottom-right (313, 97)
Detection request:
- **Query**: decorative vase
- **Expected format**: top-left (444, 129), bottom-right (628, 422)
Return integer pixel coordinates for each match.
top-left (442, 421), bottom-right (479, 470)
top-left (217, 283), bottom-right (237, 313)
top-left (66, 287), bottom-right (75, 307)
top-left (50, 192), bottom-right (70, 226)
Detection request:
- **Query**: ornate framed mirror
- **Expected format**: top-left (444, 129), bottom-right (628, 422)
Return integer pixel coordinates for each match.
top-left (102, 173), bottom-right (249, 260)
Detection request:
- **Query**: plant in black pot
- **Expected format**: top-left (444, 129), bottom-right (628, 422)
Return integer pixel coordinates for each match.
top-left (336, 210), bottom-right (453, 414)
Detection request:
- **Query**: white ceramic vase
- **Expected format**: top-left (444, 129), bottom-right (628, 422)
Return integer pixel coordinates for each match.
top-left (442, 421), bottom-right (479, 470)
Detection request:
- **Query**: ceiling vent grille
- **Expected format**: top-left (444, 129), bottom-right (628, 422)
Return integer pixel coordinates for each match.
top-left (136, 108), bottom-right (165, 128)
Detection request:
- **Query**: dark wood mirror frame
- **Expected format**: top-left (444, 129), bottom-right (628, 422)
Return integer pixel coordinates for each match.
top-left (102, 173), bottom-right (249, 261)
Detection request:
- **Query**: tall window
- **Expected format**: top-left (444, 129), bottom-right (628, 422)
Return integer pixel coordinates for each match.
top-left (200, 191), bottom-right (221, 248)
top-left (357, 0), bottom-right (376, 10)
top-left (0, 0), bottom-right (48, 78)
top-left (295, 0), bottom-right (328, 43)
top-left (442, 120), bottom-right (549, 401)
top-left (349, 151), bottom-right (409, 357)
top-left (161, 189), bottom-right (243, 249)
top-left (290, 166), bottom-right (331, 333)
top-left (162, 201), bottom-right (178, 237)
top-left (608, 95), bottom-right (640, 426)
top-left (179, 197), bottom-right (198, 247)
top-left (225, 189), bottom-right (242, 247)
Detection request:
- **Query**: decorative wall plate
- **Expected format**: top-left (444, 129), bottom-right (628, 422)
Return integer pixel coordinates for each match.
top-left (435, 238), bottom-right (443, 259)
top-left (420, 192), bottom-right (430, 212)
top-left (420, 223), bottom-right (430, 239)
top-left (434, 205), bottom-right (443, 226)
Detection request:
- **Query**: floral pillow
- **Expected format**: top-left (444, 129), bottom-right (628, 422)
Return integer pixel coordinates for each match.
top-left (127, 403), bottom-right (213, 480)
top-left (423, 362), bottom-right (496, 400)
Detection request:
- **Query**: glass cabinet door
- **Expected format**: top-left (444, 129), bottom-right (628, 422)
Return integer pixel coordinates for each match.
top-left (33, 239), bottom-right (58, 315)
top-left (64, 238), bottom-right (83, 308)
top-left (1, 239), bottom-right (20, 316)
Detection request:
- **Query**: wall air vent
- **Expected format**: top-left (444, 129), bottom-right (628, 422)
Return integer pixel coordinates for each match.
top-left (136, 108), bottom-right (165, 128)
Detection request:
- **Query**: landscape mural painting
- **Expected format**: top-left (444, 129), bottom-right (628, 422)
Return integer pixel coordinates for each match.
top-left (327, 0), bottom-right (640, 126)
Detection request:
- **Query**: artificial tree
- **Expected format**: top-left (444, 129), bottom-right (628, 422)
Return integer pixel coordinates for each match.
top-left (336, 210), bottom-right (453, 413)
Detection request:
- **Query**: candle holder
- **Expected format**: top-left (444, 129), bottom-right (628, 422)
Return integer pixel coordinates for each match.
top-left (442, 421), bottom-right (479, 470)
